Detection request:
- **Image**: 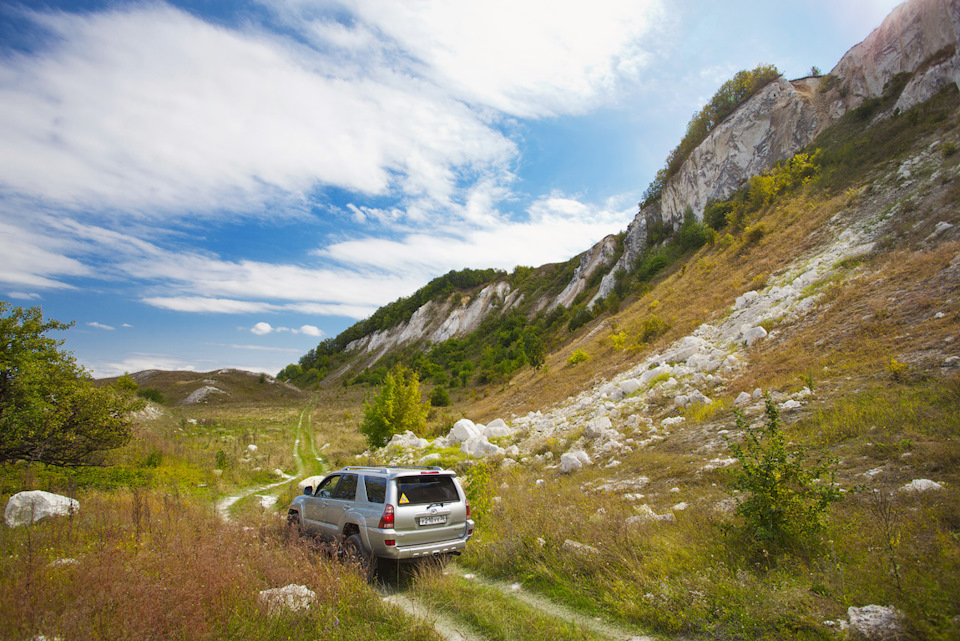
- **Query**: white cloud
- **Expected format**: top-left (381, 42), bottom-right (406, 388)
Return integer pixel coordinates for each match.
top-left (251, 321), bottom-right (273, 335)
top-left (223, 343), bottom-right (301, 353)
top-left (279, 0), bottom-right (665, 117)
top-left (6, 292), bottom-right (42, 300)
top-left (249, 321), bottom-right (323, 337)
top-left (0, 4), bottom-right (515, 216)
top-left (0, 219), bottom-right (89, 289)
top-left (319, 192), bottom-right (635, 274)
top-left (142, 296), bottom-right (275, 314)
top-left (85, 354), bottom-right (198, 379)
top-left (298, 324), bottom-right (322, 337)
top-left (87, 321), bottom-right (115, 331)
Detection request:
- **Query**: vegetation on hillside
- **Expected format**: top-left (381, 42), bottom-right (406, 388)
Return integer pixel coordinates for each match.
top-left (641, 64), bottom-right (782, 206)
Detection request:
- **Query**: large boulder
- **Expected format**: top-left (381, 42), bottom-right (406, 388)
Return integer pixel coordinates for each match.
top-left (585, 416), bottom-right (613, 439)
top-left (387, 430), bottom-right (429, 449)
top-left (560, 449), bottom-right (592, 473)
top-left (482, 418), bottom-right (515, 439)
top-left (5, 491), bottom-right (79, 527)
top-left (460, 436), bottom-right (504, 458)
top-left (448, 418), bottom-right (483, 444)
top-left (846, 605), bottom-right (905, 640)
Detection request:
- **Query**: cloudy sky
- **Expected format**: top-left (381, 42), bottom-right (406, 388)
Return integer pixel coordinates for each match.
top-left (1, 0), bottom-right (903, 378)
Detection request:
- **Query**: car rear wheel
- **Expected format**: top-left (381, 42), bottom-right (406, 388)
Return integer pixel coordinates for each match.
top-left (342, 533), bottom-right (375, 581)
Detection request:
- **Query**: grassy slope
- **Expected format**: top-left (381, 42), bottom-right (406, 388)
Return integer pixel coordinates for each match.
top-left (454, 88), bottom-right (960, 639)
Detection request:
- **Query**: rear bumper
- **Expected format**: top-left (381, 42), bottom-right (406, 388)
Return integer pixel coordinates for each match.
top-left (368, 520), bottom-right (474, 560)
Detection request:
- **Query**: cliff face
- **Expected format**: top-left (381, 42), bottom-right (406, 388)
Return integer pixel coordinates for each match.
top-left (832, 0), bottom-right (960, 112)
top-left (344, 281), bottom-right (521, 364)
top-left (588, 0), bottom-right (960, 305)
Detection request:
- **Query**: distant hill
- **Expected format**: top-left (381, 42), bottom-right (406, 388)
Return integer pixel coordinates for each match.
top-left (99, 368), bottom-right (305, 406)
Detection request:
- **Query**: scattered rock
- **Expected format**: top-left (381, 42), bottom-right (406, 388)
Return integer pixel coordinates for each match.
top-left (258, 584), bottom-right (315, 615)
top-left (846, 605), bottom-right (904, 640)
top-left (5, 491), bottom-right (79, 527)
top-left (899, 479), bottom-right (943, 493)
top-left (562, 539), bottom-right (600, 556)
top-left (560, 449), bottom-right (592, 473)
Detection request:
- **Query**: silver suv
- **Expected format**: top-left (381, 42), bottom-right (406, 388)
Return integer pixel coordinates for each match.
top-left (287, 465), bottom-right (474, 571)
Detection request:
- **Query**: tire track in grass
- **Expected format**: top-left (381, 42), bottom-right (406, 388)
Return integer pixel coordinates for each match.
top-left (446, 565), bottom-right (657, 641)
top-left (382, 593), bottom-right (488, 641)
top-left (216, 404), bottom-right (316, 521)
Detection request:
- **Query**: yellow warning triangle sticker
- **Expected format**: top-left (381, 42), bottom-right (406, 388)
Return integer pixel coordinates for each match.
top-left (399, 493), bottom-right (410, 504)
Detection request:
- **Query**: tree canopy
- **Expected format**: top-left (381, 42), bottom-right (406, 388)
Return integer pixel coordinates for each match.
top-left (0, 303), bottom-right (143, 467)
top-left (359, 365), bottom-right (428, 448)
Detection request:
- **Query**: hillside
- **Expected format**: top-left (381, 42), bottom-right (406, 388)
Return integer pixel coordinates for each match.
top-left (282, 0), bottom-right (960, 399)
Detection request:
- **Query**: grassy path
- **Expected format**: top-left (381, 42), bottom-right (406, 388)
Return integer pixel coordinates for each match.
top-left (376, 562), bottom-right (658, 641)
top-left (217, 402), bottom-right (321, 521)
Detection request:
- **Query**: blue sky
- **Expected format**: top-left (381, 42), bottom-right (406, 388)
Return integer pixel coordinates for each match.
top-left (1, 0), bottom-right (903, 378)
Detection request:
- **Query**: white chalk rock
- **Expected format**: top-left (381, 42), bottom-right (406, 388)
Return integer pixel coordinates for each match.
top-left (899, 479), bottom-right (943, 493)
top-left (5, 491), bottom-right (79, 527)
top-left (258, 584), bottom-right (315, 615)
top-left (448, 419), bottom-right (482, 444)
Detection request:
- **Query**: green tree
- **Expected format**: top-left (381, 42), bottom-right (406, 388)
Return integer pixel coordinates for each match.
top-left (360, 365), bottom-right (428, 447)
top-left (726, 399), bottom-right (842, 550)
top-left (429, 386), bottom-right (451, 407)
top-left (0, 304), bottom-right (144, 467)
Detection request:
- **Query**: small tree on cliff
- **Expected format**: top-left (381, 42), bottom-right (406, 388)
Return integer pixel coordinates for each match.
top-left (360, 365), bottom-right (428, 447)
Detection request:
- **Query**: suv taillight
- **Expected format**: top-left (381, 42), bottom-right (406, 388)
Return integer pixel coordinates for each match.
top-left (466, 502), bottom-right (471, 518)
top-left (378, 504), bottom-right (395, 529)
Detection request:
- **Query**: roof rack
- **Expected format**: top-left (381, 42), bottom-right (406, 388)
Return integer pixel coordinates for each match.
top-left (339, 465), bottom-right (444, 473)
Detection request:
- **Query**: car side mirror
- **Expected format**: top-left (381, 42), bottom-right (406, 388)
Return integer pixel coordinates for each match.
top-left (303, 487), bottom-right (312, 496)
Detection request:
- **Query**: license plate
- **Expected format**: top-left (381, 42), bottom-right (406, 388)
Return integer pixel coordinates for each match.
top-left (418, 515), bottom-right (447, 526)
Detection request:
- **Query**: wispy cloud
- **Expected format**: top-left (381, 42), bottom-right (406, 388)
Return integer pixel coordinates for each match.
top-left (87, 321), bottom-right (115, 330)
top-left (0, 3), bottom-right (515, 217)
top-left (270, 0), bottom-right (665, 117)
top-left (250, 322), bottom-right (324, 337)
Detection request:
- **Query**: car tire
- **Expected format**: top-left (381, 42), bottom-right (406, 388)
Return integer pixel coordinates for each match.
top-left (286, 512), bottom-right (303, 541)
top-left (342, 533), bottom-right (375, 581)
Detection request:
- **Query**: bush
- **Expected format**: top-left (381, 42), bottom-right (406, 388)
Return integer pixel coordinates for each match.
top-left (743, 222), bottom-right (766, 245)
top-left (726, 400), bottom-right (843, 551)
top-left (360, 365), bottom-right (428, 447)
top-left (640, 315), bottom-right (670, 343)
top-left (429, 386), bottom-right (451, 407)
top-left (567, 349), bottom-right (589, 365)
top-left (137, 388), bottom-right (165, 404)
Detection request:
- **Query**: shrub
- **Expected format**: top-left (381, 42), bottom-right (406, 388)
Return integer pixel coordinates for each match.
top-left (726, 400), bottom-right (843, 551)
top-left (429, 386), bottom-right (451, 407)
top-left (360, 365), bottom-right (428, 447)
top-left (743, 222), bottom-right (766, 245)
top-left (640, 315), bottom-right (670, 343)
top-left (137, 388), bottom-right (165, 404)
top-left (567, 349), bottom-right (589, 365)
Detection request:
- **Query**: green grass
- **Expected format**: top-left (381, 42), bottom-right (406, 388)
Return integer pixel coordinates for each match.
top-left (413, 571), bottom-right (605, 641)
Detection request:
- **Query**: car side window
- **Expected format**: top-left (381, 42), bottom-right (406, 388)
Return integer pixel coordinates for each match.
top-left (315, 475), bottom-right (340, 498)
top-left (332, 473), bottom-right (358, 500)
top-left (364, 476), bottom-right (386, 504)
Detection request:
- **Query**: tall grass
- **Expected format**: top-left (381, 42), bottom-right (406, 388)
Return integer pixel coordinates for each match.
top-left (0, 489), bottom-right (439, 641)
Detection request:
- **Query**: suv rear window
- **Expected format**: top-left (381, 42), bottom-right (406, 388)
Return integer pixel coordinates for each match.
top-left (395, 475), bottom-right (460, 505)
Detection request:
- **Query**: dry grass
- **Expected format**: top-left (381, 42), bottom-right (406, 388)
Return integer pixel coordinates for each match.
top-left (0, 490), bottom-right (439, 641)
